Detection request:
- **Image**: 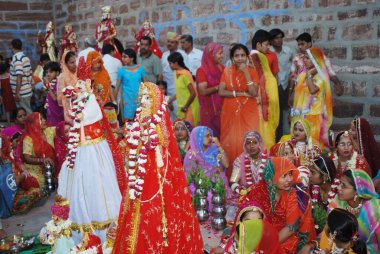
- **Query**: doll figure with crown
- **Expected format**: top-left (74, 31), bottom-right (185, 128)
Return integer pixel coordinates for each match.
top-left (60, 23), bottom-right (78, 60)
top-left (112, 82), bottom-right (203, 253)
top-left (133, 20), bottom-right (162, 58)
top-left (37, 21), bottom-right (57, 62)
top-left (57, 57), bottom-right (125, 244)
top-left (39, 195), bottom-right (75, 253)
top-left (70, 233), bottom-right (103, 254)
top-left (95, 6), bottom-right (121, 60)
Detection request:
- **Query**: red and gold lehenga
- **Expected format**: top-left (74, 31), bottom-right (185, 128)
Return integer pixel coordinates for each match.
top-left (112, 82), bottom-right (203, 254)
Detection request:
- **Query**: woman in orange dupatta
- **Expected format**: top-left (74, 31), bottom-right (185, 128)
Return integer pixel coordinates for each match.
top-left (219, 44), bottom-right (260, 178)
top-left (87, 51), bottom-right (115, 105)
top-left (291, 47), bottom-right (333, 150)
top-left (240, 157), bottom-right (316, 253)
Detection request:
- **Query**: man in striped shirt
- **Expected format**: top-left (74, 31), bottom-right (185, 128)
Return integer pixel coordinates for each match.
top-left (10, 39), bottom-right (33, 113)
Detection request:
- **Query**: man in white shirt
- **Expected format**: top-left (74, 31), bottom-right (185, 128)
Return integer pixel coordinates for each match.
top-left (161, 32), bottom-right (189, 120)
top-left (269, 28), bottom-right (295, 139)
top-left (180, 34), bottom-right (203, 78)
top-left (102, 44), bottom-right (122, 89)
top-left (76, 37), bottom-right (96, 64)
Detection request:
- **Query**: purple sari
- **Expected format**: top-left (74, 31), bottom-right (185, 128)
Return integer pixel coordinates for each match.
top-left (46, 79), bottom-right (64, 126)
top-left (183, 126), bottom-right (232, 209)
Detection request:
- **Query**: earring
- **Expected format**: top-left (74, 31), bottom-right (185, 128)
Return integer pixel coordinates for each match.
top-left (354, 195), bottom-right (358, 203)
top-left (328, 231), bottom-right (337, 246)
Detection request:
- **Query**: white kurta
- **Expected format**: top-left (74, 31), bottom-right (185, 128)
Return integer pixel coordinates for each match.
top-left (58, 95), bottom-right (121, 243)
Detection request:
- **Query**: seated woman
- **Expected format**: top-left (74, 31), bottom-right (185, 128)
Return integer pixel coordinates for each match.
top-left (2, 107), bottom-right (26, 138)
top-left (331, 131), bottom-right (372, 177)
top-left (22, 113), bottom-right (56, 196)
top-left (308, 155), bottom-right (339, 234)
top-left (327, 169), bottom-right (380, 253)
top-left (173, 119), bottom-right (193, 162)
top-left (0, 132), bottom-right (40, 214)
top-left (211, 200), bottom-right (284, 254)
top-left (240, 157), bottom-right (316, 253)
top-left (274, 117), bottom-right (321, 166)
top-left (183, 126), bottom-right (231, 207)
top-left (230, 131), bottom-right (268, 195)
top-left (350, 117), bottom-right (380, 177)
top-left (303, 208), bottom-right (367, 254)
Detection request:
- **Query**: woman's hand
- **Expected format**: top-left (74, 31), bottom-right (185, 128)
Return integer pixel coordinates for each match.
top-left (181, 107), bottom-right (188, 113)
top-left (43, 157), bottom-right (55, 166)
top-left (308, 68), bottom-right (317, 77)
top-left (236, 62), bottom-right (248, 72)
top-left (212, 137), bottom-right (221, 147)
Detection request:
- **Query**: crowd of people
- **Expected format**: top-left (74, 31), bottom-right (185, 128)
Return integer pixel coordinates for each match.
top-left (0, 7), bottom-right (379, 254)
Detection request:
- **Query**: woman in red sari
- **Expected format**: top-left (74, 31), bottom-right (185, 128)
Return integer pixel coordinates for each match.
top-left (196, 42), bottom-right (224, 138)
top-left (219, 44), bottom-right (260, 178)
top-left (350, 117), bottom-right (380, 177)
top-left (112, 82), bottom-right (203, 254)
top-left (240, 157), bottom-right (315, 253)
top-left (331, 131), bottom-right (372, 177)
top-left (22, 112), bottom-right (57, 189)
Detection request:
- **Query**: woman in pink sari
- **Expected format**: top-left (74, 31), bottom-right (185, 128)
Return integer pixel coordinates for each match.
top-left (196, 42), bottom-right (224, 138)
top-left (57, 51), bottom-right (77, 121)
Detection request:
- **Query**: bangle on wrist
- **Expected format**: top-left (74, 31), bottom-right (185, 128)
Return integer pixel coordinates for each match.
top-left (233, 91), bottom-right (236, 97)
top-left (247, 81), bottom-right (254, 86)
top-left (311, 240), bottom-right (319, 250)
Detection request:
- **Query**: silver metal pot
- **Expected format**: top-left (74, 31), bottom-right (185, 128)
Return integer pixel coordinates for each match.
top-left (196, 209), bottom-right (209, 222)
top-left (212, 193), bottom-right (225, 205)
top-left (211, 216), bottom-right (226, 230)
top-left (212, 205), bottom-right (226, 217)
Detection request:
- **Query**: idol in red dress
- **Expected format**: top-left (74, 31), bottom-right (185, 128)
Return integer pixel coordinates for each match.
top-left (112, 82), bottom-right (203, 254)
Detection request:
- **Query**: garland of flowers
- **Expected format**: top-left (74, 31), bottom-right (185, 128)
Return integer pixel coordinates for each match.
top-left (43, 219), bottom-right (72, 245)
top-left (333, 151), bottom-right (358, 174)
top-left (63, 84), bottom-right (90, 171)
top-left (328, 178), bottom-right (340, 203)
top-left (126, 101), bottom-right (166, 200)
top-left (243, 150), bottom-right (268, 186)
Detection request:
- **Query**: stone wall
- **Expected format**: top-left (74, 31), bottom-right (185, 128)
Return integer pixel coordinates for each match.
top-left (0, 0), bottom-right (53, 63)
top-left (1, 0), bottom-right (380, 141)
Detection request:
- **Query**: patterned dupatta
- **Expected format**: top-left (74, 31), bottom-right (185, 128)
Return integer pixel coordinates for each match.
top-left (329, 169), bottom-right (379, 253)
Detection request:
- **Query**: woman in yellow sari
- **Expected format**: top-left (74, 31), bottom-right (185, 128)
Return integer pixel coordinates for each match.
top-left (250, 50), bottom-right (279, 150)
top-left (291, 47), bottom-right (333, 149)
top-left (167, 52), bottom-right (200, 126)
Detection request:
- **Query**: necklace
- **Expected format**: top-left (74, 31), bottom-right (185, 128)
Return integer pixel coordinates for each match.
top-left (229, 68), bottom-right (249, 113)
top-left (346, 201), bottom-right (362, 216)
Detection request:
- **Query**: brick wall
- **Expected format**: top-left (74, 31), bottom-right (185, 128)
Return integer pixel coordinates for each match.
top-left (1, 0), bottom-right (380, 141)
top-left (0, 0), bottom-right (53, 63)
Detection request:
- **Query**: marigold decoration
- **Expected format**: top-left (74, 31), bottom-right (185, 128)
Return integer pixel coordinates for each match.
top-left (125, 101), bottom-right (167, 200)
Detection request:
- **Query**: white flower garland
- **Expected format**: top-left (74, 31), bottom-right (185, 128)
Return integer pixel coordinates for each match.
top-left (333, 151), bottom-right (358, 174)
top-left (63, 80), bottom-right (91, 170)
top-left (41, 219), bottom-right (72, 245)
top-left (126, 101), bottom-right (167, 200)
top-left (243, 150), bottom-right (268, 186)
